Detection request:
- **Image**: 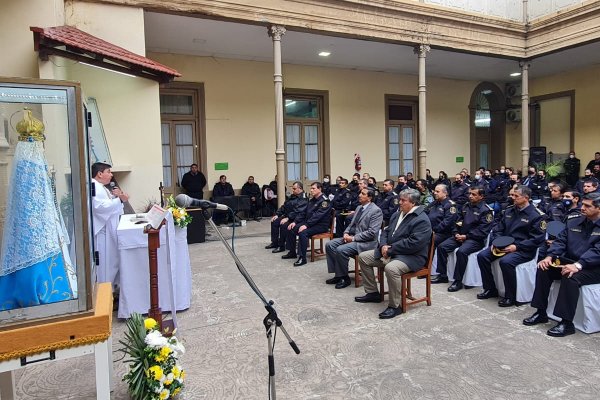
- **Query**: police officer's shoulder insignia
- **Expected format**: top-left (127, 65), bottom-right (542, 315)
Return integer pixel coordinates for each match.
top-left (567, 213), bottom-right (582, 219)
top-left (450, 206), bottom-right (457, 214)
top-left (449, 199), bottom-right (456, 205)
top-left (540, 220), bottom-right (547, 231)
top-left (393, 199), bottom-right (399, 205)
top-left (486, 213), bottom-right (493, 223)
top-left (535, 207), bottom-right (546, 216)
top-left (322, 200), bottom-right (329, 208)
top-left (485, 204), bottom-right (494, 211)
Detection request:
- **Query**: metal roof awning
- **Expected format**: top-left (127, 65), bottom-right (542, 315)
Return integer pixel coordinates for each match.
top-left (31, 25), bottom-right (181, 83)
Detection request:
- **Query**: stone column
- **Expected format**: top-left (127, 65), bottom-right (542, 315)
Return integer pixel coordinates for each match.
top-left (520, 61), bottom-right (530, 173)
top-left (415, 44), bottom-right (430, 179)
top-left (269, 25), bottom-right (287, 207)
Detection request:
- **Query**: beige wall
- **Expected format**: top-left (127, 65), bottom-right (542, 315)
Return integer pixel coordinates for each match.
top-left (151, 53), bottom-right (477, 188)
top-left (0, 0), bottom-right (64, 79)
top-left (539, 96), bottom-right (571, 155)
top-left (531, 64), bottom-right (600, 172)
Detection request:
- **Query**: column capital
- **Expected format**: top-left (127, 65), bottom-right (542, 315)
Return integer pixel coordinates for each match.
top-left (268, 25), bottom-right (286, 41)
top-left (414, 44), bottom-right (431, 57)
top-left (519, 60), bottom-right (530, 70)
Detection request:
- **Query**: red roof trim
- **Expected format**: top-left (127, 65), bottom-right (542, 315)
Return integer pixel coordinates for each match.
top-left (31, 26), bottom-right (181, 82)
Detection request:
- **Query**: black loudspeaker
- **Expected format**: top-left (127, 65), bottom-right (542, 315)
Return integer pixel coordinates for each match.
top-left (529, 146), bottom-right (547, 167)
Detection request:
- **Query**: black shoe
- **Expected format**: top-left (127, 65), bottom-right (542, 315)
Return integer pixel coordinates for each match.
top-left (355, 292), bottom-right (382, 303)
top-left (464, 285), bottom-right (474, 289)
top-left (326, 277), bottom-right (341, 285)
top-left (272, 247), bottom-right (286, 253)
top-left (293, 257), bottom-right (307, 267)
top-left (379, 306), bottom-right (403, 319)
top-left (335, 276), bottom-right (351, 289)
top-left (447, 281), bottom-right (463, 292)
top-left (547, 321), bottom-right (575, 337)
top-left (431, 275), bottom-right (449, 284)
top-left (498, 298), bottom-right (515, 307)
top-left (281, 252), bottom-right (297, 259)
top-left (265, 243), bottom-right (278, 249)
top-left (523, 311), bottom-right (549, 326)
top-left (477, 289), bottom-right (499, 299)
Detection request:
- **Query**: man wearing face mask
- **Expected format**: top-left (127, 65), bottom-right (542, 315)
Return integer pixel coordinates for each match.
top-left (530, 170), bottom-right (549, 202)
top-left (563, 152), bottom-right (581, 188)
top-left (322, 175), bottom-right (332, 197)
top-left (562, 191), bottom-right (582, 221)
top-left (576, 169), bottom-right (599, 193)
top-left (451, 174), bottom-right (470, 209)
top-left (521, 166), bottom-right (537, 187)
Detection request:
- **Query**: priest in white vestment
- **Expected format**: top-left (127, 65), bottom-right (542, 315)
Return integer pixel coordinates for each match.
top-left (91, 162), bottom-right (128, 287)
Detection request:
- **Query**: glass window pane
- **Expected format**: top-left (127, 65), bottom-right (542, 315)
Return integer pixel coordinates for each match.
top-left (285, 99), bottom-right (318, 118)
top-left (389, 143), bottom-right (399, 160)
top-left (403, 144), bottom-right (413, 160)
top-left (176, 145), bottom-right (194, 179)
top-left (287, 144), bottom-right (301, 162)
top-left (286, 124), bottom-right (300, 143)
top-left (479, 144), bottom-right (489, 170)
top-left (287, 163), bottom-right (300, 181)
top-left (161, 123), bottom-right (170, 145)
top-left (160, 94), bottom-right (193, 115)
top-left (304, 125), bottom-right (318, 144)
top-left (306, 163), bottom-right (319, 180)
top-left (475, 109), bottom-right (491, 128)
top-left (389, 160), bottom-right (399, 177)
top-left (388, 104), bottom-right (413, 120)
top-left (305, 144), bottom-right (318, 163)
top-left (403, 160), bottom-right (414, 175)
top-left (388, 127), bottom-right (399, 143)
top-left (403, 127), bottom-right (414, 144)
top-left (163, 166), bottom-right (172, 187)
top-left (175, 124), bottom-right (193, 145)
top-left (162, 144), bottom-right (171, 165)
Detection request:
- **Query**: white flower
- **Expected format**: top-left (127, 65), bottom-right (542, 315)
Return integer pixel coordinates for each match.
top-left (145, 330), bottom-right (168, 349)
top-left (168, 338), bottom-right (186, 355)
top-left (154, 383), bottom-right (164, 394)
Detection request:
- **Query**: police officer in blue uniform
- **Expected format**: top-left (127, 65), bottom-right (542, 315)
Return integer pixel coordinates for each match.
top-left (433, 186), bottom-right (493, 290)
top-left (542, 182), bottom-right (566, 222)
top-left (286, 182), bottom-right (332, 266)
top-left (477, 185), bottom-right (547, 306)
top-left (523, 193), bottom-right (600, 337)
top-left (426, 184), bottom-right (459, 249)
top-left (265, 181), bottom-right (307, 253)
top-left (450, 173), bottom-right (470, 209)
top-left (376, 179), bottom-right (399, 226)
top-left (332, 178), bottom-right (352, 237)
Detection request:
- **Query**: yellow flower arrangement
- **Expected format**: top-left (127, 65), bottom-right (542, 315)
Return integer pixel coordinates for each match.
top-left (121, 313), bottom-right (186, 400)
top-left (166, 195), bottom-right (192, 229)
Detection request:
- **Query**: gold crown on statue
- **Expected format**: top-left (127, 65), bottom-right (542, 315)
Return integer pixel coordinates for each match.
top-left (16, 108), bottom-right (45, 142)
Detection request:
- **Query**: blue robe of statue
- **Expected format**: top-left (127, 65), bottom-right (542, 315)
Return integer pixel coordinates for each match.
top-left (0, 117), bottom-right (74, 311)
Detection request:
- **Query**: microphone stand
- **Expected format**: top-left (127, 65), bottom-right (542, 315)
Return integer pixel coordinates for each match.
top-left (201, 209), bottom-right (300, 400)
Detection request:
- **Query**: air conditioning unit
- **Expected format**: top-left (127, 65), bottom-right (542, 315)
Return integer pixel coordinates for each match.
top-left (506, 109), bottom-right (522, 122)
top-left (505, 83), bottom-right (522, 98)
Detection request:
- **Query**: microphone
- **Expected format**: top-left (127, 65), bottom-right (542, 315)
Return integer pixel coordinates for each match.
top-left (175, 194), bottom-right (229, 211)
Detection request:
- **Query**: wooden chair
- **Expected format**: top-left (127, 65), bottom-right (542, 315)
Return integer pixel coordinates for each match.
top-left (376, 232), bottom-right (435, 311)
top-left (352, 255), bottom-right (361, 287)
top-left (309, 208), bottom-right (336, 262)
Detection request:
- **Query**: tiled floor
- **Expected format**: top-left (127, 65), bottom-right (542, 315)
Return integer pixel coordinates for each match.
top-left (8, 219), bottom-right (600, 399)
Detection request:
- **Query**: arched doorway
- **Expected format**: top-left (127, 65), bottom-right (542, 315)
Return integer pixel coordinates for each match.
top-left (468, 82), bottom-right (506, 171)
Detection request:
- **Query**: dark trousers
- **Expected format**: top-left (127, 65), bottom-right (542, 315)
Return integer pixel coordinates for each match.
top-left (287, 225), bottom-right (328, 260)
top-left (335, 211), bottom-right (349, 237)
top-left (270, 218), bottom-right (291, 248)
top-left (531, 267), bottom-right (600, 321)
top-left (477, 248), bottom-right (534, 301)
top-left (437, 238), bottom-right (484, 281)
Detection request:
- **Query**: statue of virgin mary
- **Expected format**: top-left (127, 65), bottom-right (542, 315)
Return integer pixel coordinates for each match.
top-left (0, 109), bottom-right (74, 311)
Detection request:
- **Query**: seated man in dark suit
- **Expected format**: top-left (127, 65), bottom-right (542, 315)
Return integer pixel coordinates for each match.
top-left (241, 176), bottom-right (262, 220)
top-left (211, 175), bottom-right (235, 225)
top-left (325, 188), bottom-right (383, 289)
top-left (523, 193), bottom-right (600, 337)
top-left (356, 188), bottom-right (432, 319)
top-left (286, 182), bottom-right (332, 266)
top-left (477, 185), bottom-right (547, 307)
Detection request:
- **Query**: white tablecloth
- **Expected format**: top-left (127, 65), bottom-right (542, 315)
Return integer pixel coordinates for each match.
top-left (116, 212), bottom-right (191, 319)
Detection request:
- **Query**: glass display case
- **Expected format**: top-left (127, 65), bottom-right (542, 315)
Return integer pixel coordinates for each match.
top-left (0, 77), bottom-right (94, 328)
